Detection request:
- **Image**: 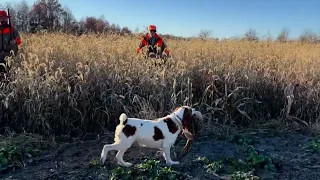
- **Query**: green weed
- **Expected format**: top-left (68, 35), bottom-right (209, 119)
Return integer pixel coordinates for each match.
top-left (0, 134), bottom-right (51, 173)
top-left (304, 139), bottom-right (320, 153)
top-left (109, 159), bottom-right (189, 180)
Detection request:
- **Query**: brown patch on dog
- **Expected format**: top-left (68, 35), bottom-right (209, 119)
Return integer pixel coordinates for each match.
top-left (182, 107), bottom-right (192, 128)
top-left (153, 126), bottom-right (164, 141)
top-left (122, 125), bottom-right (136, 137)
top-left (123, 119), bottom-right (128, 125)
top-left (181, 107), bottom-right (195, 140)
top-left (191, 114), bottom-right (201, 134)
top-left (164, 117), bottom-right (178, 134)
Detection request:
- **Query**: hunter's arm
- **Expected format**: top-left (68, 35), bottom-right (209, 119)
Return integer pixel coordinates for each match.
top-left (13, 28), bottom-right (21, 45)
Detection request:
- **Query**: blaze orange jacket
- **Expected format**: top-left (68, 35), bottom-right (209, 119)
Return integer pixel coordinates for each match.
top-left (137, 33), bottom-right (170, 55)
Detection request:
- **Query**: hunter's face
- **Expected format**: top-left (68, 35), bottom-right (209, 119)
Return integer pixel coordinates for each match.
top-left (0, 17), bottom-right (8, 25)
top-left (149, 30), bottom-right (156, 37)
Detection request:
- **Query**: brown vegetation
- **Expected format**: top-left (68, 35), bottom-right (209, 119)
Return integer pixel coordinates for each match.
top-left (0, 32), bottom-right (320, 137)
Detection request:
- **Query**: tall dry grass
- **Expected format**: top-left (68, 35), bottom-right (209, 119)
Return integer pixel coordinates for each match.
top-left (1, 32), bottom-right (320, 137)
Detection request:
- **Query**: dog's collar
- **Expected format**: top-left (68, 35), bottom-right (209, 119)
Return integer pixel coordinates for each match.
top-left (169, 112), bottom-right (183, 131)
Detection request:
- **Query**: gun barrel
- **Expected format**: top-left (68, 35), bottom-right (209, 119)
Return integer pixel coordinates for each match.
top-left (7, 8), bottom-right (13, 41)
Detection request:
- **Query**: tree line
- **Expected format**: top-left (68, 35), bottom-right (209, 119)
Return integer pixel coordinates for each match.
top-left (1, 0), bottom-right (319, 43)
top-left (1, 0), bottom-right (133, 35)
top-left (1, 0), bottom-right (189, 40)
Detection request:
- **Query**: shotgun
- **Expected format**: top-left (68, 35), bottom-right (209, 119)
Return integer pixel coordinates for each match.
top-left (7, 8), bottom-right (13, 42)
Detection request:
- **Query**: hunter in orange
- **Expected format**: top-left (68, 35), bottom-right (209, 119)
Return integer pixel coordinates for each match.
top-left (0, 10), bottom-right (22, 61)
top-left (137, 25), bottom-right (170, 58)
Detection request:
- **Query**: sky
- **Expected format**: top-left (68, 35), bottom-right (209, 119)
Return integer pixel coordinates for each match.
top-left (2, 0), bottom-right (320, 39)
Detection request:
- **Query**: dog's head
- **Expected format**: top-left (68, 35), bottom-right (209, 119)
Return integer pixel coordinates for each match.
top-left (173, 106), bottom-right (203, 140)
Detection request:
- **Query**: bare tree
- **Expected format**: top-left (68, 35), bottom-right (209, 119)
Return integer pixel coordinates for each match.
top-left (109, 23), bottom-right (121, 34)
top-left (244, 28), bottom-right (259, 41)
top-left (198, 29), bottom-right (212, 40)
top-left (299, 29), bottom-right (318, 43)
top-left (0, 0), bottom-right (138, 36)
top-left (45, 0), bottom-right (63, 30)
top-left (15, 0), bottom-right (30, 32)
top-left (120, 26), bottom-right (132, 35)
top-left (29, 0), bottom-right (47, 28)
top-left (134, 27), bottom-right (140, 34)
top-left (265, 30), bottom-right (273, 42)
top-left (60, 5), bottom-right (75, 33)
top-left (276, 28), bottom-right (290, 42)
top-left (95, 18), bottom-right (108, 33)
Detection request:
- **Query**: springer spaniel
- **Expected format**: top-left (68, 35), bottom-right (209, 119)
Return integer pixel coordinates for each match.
top-left (100, 106), bottom-right (203, 167)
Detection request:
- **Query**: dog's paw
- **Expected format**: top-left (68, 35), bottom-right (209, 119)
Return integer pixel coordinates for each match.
top-left (100, 157), bottom-right (106, 164)
top-left (167, 161), bottom-right (180, 165)
top-left (100, 154), bottom-right (107, 164)
top-left (119, 161), bottom-right (133, 167)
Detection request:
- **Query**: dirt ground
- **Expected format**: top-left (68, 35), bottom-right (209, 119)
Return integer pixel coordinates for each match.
top-left (1, 130), bottom-right (320, 180)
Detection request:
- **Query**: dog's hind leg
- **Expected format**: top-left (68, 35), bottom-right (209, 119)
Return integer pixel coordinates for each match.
top-left (100, 142), bottom-right (124, 164)
top-left (100, 140), bottom-right (134, 167)
top-left (115, 148), bottom-right (132, 167)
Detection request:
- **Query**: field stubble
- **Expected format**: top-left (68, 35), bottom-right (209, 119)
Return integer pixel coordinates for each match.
top-left (1, 32), bottom-right (320, 137)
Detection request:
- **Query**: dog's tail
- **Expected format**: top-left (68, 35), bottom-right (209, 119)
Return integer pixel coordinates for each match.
top-left (119, 113), bottom-right (128, 124)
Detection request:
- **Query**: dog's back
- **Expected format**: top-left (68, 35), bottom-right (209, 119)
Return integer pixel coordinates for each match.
top-left (115, 114), bottom-right (179, 149)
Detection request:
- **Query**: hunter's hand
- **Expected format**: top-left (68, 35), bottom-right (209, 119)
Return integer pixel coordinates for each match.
top-left (10, 40), bottom-right (17, 46)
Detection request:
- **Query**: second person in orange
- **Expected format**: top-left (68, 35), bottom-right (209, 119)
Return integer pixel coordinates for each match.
top-left (137, 25), bottom-right (170, 58)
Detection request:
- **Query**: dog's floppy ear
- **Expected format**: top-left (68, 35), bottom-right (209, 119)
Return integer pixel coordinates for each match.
top-left (182, 107), bottom-right (195, 140)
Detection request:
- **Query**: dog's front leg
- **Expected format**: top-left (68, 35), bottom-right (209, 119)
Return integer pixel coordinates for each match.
top-left (162, 145), bottom-right (180, 165)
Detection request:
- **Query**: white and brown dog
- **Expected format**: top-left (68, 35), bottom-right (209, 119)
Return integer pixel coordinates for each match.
top-left (100, 106), bottom-right (203, 167)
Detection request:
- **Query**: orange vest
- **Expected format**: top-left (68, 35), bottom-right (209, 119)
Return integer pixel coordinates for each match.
top-left (140, 33), bottom-right (163, 47)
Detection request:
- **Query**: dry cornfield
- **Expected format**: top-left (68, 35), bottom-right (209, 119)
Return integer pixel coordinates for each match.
top-left (1, 32), bottom-right (320, 137)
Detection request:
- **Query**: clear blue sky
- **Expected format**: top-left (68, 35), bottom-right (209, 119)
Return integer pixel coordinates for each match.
top-left (4, 0), bottom-right (320, 39)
